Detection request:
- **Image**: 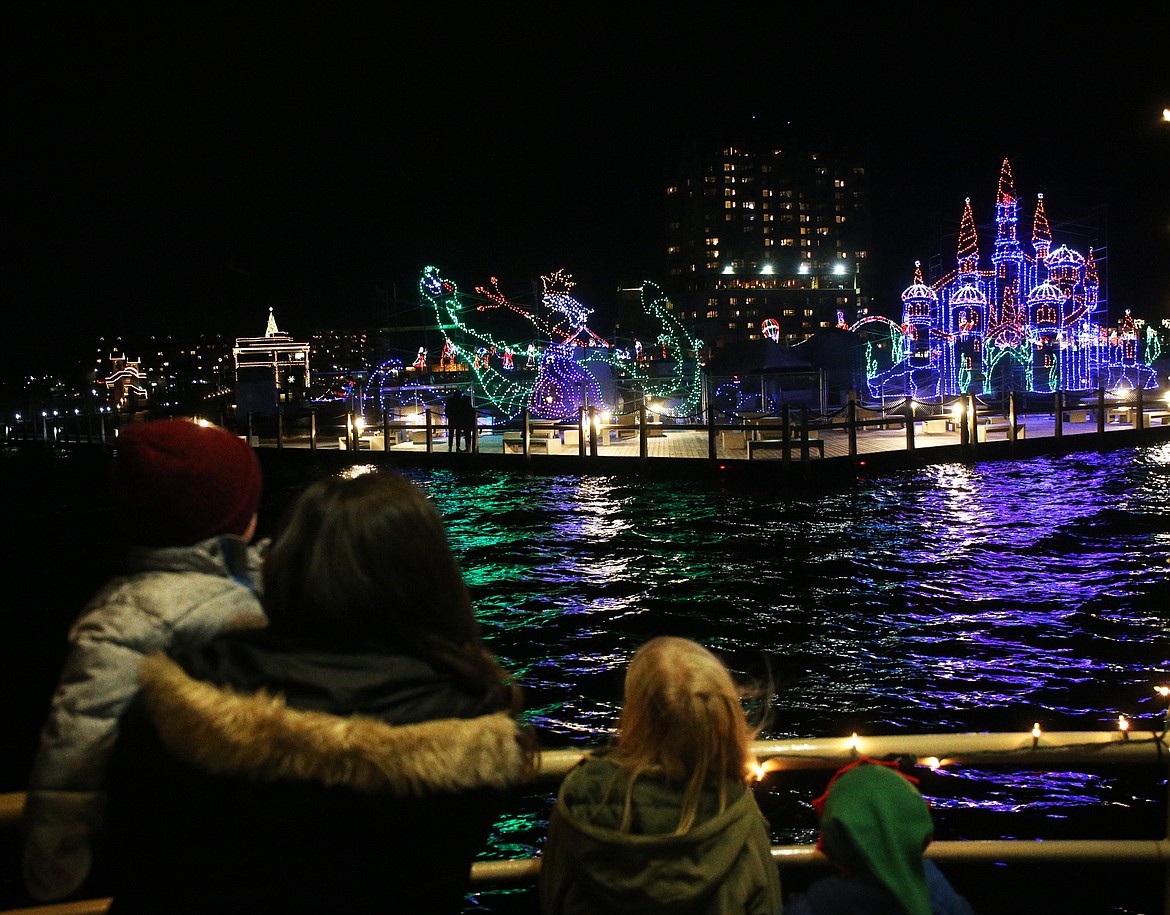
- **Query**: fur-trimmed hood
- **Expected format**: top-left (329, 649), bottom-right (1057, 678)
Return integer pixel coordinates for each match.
top-left (137, 653), bottom-right (535, 797)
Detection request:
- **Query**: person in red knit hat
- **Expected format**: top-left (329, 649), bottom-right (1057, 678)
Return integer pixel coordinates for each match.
top-left (22, 418), bottom-right (269, 904)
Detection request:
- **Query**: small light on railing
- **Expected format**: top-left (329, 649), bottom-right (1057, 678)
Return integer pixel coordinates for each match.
top-left (751, 761), bottom-right (767, 782)
top-left (923, 756), bottom-right (941, 771)
top-left (1156, 686), bottom-right (1170, 699)
top-left (1118, 715), bottom-right (1130, 738)
top-left (849, 732), bottom-right (861, 754)
top-left (1032, 723), bottom-right (1042, 748)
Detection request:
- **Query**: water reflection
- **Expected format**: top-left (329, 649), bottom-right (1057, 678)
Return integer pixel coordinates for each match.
top-left (329, 448), bottom-right (1170, 892)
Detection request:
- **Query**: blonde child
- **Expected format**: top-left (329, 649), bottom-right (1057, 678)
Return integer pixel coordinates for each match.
top-left (539, 635), bottom-right (781, 914)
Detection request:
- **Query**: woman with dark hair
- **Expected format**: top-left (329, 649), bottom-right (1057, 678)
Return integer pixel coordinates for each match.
top-left (106, 471), bottom-right (535, 914)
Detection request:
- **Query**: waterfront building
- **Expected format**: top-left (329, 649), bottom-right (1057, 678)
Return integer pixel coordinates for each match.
top-left (860, 159), bottom-right (1160, 399)
top-left (92, 334), bottom-right (233, 414)
top-left (664, 128), bottom-right (874, 358)
top-left (232, 308), bottom-right (310, 417)
top-left (99, 350), bottom-right (148, 413)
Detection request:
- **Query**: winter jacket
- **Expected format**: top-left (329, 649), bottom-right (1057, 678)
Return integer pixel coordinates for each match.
top-left (22, 535), bottom-right (266, 902)
top-left (786, 760), bottom-right (975, 915)
top-left (784, 859), bottom-right (975, 915)
top-left (104, 628), bottom-right (534, 914)
top-left (539, 755), bottom-right (782, 915)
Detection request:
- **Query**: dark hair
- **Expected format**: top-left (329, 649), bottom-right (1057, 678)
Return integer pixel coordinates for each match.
top-left (263, 471), bottom-right (519, 711)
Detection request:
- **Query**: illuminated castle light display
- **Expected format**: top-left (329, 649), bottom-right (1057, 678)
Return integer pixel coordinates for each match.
top-left (856, 159), bottom-right (1160, 400)
top-left (364, 266), bottom-right (703, 422)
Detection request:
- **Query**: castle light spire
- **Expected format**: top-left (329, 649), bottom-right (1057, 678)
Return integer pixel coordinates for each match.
top-left (996, 157), bottom-right (1016, 205)
top-left (265, 307), bottom-right (280, 337)
top-left (1085, 247), bottom-right (1100, 288)
top-left (957, 198), bottom-right (980, 276)
top-left (1032, 193), bottom-right (1052, 259)
top-left (992, 157), bottom-right (1023, 270)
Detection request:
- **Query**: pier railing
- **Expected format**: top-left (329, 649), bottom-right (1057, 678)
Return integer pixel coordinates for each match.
top-left (9, 388), bottom-right (1170, 464)
top-left (3, 728), bottom-right (1169, 914)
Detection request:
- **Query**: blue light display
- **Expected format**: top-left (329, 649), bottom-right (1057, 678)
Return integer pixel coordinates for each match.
top-left (857, 160), bottom-right (1160, 399)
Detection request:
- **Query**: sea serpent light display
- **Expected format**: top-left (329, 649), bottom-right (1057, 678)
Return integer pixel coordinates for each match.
top-left (372, 266), bottom-right (704, 423)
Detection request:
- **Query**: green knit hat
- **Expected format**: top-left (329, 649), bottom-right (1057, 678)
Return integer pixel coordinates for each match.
top-left (812, 759), bottom-right (934, 915)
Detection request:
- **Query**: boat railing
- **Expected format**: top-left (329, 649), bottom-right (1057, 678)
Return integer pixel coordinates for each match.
top-left (3, 728), bottom-right (1169, 914)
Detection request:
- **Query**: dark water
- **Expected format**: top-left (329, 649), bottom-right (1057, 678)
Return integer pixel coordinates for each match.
top-left (5, 442), bottom-right (1170, 913)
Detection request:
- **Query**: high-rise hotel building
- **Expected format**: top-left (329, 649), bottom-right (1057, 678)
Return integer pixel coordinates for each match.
top-left (664, 129), bottom-right (874, 358)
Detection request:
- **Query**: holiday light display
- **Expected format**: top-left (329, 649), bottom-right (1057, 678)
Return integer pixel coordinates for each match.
top-left (855, 159), bottom-right (1160, 399)
top-left (102, 352), bottom-right (148, 410)
top-left (711, 377), bottom-right (758, 415)
top-left (364, 266), bottom-right (704, 422)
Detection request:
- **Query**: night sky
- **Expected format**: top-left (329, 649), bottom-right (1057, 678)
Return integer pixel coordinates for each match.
top-left (3, 5), bottom-right (1168, 379)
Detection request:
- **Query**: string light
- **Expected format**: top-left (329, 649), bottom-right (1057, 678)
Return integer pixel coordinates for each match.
top-left (854, 159), bottom-right (1159, 399)
top-left (402, 266), bottom-right (704, 423)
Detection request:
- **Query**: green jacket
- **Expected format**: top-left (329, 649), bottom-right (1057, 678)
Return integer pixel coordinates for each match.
top-left (539, 755), bottom-right (782, 914)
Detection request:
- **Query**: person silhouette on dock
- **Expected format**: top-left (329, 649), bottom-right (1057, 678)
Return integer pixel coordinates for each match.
top-left (446, 391), bottom-right (473, 452)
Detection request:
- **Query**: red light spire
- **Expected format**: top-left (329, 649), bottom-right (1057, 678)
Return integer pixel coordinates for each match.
top-left (996, 157), bottom-right (1016, 205)
top-left (1032, 193), bottom-right (1052, 258)
top-left (957, 198), bottom-right (980, 276)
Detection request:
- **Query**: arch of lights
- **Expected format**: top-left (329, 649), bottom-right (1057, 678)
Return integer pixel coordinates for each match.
top-left (364, 267), bottom-right (704, 422)
top-left (849, 160), bottom-right (1160, 400)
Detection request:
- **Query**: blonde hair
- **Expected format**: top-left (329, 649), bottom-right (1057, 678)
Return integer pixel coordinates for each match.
top-left (613, 636), bottom-right (757, 834)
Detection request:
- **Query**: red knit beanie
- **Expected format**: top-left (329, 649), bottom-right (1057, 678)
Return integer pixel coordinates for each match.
top-left (111, 419), bottom-right (262, 546)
